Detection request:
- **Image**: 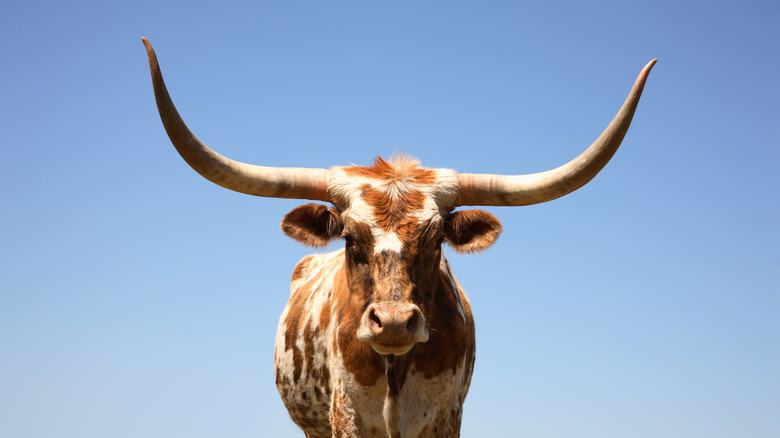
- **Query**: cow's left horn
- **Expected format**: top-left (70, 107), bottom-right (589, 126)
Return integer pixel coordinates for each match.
top-left (456, 59), bottom-right (656, 206)
top-left (142, 38), bottom-right (329, 201)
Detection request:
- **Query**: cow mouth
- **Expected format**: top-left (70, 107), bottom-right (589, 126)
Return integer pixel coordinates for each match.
top-left (368, 341), bottom-right (416, 356)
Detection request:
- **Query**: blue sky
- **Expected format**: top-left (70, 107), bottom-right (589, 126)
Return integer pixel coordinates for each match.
top-left (1, 1), bottom-right (778, 437)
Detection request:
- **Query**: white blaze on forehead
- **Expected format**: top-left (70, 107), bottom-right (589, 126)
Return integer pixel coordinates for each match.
top-left (373, 230), bottom-right (403, 254)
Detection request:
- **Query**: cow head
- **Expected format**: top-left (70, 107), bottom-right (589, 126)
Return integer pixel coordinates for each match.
top-left (280, 156), bottom-right (502, 354)
top-left (142, 37), bottom-right (655, 355)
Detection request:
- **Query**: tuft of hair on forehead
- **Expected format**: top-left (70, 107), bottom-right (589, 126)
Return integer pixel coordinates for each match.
top-left (342, 154), bottom-right (438, 185)
top-left (327, 155), bottom-right (460, 208)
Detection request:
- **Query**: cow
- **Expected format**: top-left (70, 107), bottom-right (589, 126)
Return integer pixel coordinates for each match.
top-left (142, 37), bottom-right (655, 438)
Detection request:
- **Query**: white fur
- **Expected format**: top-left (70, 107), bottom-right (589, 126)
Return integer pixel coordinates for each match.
top-left (373, 230), bottom-right (404, 254)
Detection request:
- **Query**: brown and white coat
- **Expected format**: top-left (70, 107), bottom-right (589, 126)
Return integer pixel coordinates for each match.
top-left (275, 159), bottom-right (493, 437)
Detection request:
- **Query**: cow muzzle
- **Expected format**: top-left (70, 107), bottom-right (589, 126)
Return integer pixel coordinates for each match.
top-left (356, 303), bottom-right (429, 355)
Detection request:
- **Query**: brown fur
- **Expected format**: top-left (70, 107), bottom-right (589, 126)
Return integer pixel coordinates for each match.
top-left (360, 184), bottom-right (427, 232)
top-left (281, 204), bottom-right (343, 247)
top-left (445, 209), bottom-right (502, 253)
top-left (334, 266), bottom-right (385, 388)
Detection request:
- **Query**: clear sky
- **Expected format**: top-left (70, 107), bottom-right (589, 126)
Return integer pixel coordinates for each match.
top-left (1, 1), bottom-right (778, 437)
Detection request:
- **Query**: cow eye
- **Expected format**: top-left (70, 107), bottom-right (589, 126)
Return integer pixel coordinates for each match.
top-left (343, 235), bottom-right (369, 264)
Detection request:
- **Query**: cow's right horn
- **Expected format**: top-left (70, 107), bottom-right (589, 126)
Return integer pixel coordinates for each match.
top-left (142, 38), bottom-right (329, 201)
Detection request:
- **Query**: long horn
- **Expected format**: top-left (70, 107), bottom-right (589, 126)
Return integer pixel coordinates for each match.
top-left (456, 59), bottom-right (656, 206)
top-left (142, 37), bottom-right (329, 201)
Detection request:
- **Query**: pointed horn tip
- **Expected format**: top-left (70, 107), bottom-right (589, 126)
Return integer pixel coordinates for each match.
top-left (632, 59), bottom-right (657, 89)
top-left (141, 37), bottom-right (155, 55)
top-left (141, 37), bottom-right (159, 70)
top-left (643, 59), bottom-right (658, 74)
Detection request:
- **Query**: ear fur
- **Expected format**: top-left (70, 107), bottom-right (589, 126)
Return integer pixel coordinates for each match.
top-left (445, 209), bottom-right (502, 253)
top-left (281, 204), bottom-right (343, 247)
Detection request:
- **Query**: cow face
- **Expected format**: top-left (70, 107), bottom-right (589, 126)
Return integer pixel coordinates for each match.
top-left (281, 157), bottom-right (501, 356)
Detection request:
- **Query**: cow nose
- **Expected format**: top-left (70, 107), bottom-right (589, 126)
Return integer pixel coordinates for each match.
top-left (357, 303), bottom-right (429, 355)
top-left (368, 306), bottom-right (418, 335)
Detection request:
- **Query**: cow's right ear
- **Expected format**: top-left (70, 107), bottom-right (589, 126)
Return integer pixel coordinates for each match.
top-left (281, 204), bottom-right (343, 247)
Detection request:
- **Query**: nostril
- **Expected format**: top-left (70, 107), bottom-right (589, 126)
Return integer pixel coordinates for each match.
top-left (406, 311), bottom-right (418, 332)
top-left (369, 308), bottom-right (382, 329)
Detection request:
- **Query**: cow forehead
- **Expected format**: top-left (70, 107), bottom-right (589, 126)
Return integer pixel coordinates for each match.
top-left (328, 157), bottom-right (458, 215)
top-left (326, 158), bottom-right (459, 249)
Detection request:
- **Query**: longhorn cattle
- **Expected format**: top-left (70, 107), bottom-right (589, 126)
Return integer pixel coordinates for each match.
top-left (142, 38), bottom-right (655, 438)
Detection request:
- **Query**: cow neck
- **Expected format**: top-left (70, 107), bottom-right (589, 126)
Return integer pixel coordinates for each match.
top-left (383, 354), bottom-right (410, 438)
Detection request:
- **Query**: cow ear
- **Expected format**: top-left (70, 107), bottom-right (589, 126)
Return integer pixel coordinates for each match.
top-left (444, 210), bottom-right (502, 253)
top-left (281, 204), bottom-right (343, 247)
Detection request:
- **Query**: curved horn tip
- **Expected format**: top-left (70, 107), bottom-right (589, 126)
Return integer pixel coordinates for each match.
top-left (631, 59), bottom-right (657, 91)
top-left (141, 37), bottom-right (159, 71)
top-left (644, 59), bottom-right (658, 73)
top-left (141, 37), bottom-right (155, 55)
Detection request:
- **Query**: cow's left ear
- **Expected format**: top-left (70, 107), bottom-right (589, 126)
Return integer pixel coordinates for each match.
top-left (281, 204), bottom-right (343, 247)
top-left (444, 209), bottom-right (502, 253)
